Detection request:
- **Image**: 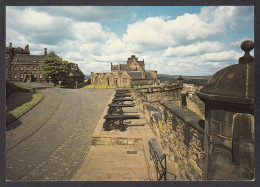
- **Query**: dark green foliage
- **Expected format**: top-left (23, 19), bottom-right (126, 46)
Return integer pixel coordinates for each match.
top-left (40, 51), bottom-right (69, 86)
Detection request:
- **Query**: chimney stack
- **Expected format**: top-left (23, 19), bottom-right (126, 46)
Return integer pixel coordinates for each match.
top-left (141, 70), bottom-right (145, 79)
top-left (25, 44), bottom-right (29, 52)
top-left (44, 48), bottom-right (47, 56)
top-left (9, 43), bottom-right (12, 50)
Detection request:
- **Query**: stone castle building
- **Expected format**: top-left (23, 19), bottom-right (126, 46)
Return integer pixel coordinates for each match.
top-left (91, 55), bottom-right (159, 87)
top-left (5, 43), bottom-right (47, 82)
top-left (5, 43), bottom-right (85, 87)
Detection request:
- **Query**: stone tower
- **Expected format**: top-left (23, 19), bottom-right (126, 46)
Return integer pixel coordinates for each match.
top-left (197, 40), bottom-right (254, 180)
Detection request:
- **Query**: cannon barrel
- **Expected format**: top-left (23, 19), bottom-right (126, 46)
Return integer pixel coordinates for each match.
top-left (112, 98), bottom-right (134, 101)
top-left (104, 114), bottom-right (140, 120)
top-left (108, 103), bottom-right (134, 107)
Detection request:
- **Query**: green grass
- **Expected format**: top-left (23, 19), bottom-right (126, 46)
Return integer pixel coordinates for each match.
top-left (192, 95), bottom-right (205, 115)
top-left (85, 85), bottom-right (116, 89)
top-left (7, 91), bottom-right (44, 121)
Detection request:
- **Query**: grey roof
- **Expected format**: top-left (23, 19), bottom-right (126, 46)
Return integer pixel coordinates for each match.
top-left (120, 64), bottom-right (132, 71)
top-left (111, 65), bottom-right (119, 70)
top-left (137, 60), bottom-right (144, 67)
top-left (126, 71), bottom-right (156, 80)
top-left (112, 64), bottom-right (132, 71)
top-left (12, 54), bottom-right (44, 62)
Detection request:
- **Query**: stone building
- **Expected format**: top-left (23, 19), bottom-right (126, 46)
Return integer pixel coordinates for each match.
top-left (5, 43), bottom-right (47, 82)
top-left (197, 40), bottom-right (255, 180)
top-left (91, 55), bottom-right (159, 87)
top-left (5, 43), bottom-right (85, 88)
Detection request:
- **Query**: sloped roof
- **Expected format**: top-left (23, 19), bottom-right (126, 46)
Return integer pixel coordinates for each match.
top-left (126, 71), bottom-right (156, 80)
top-left (137, 60), bottom-right (144, 67)
top-left (120, 64), bottom-right (132, 71)
top-left (111, 65), bottom-right (119, 70)
top-left (12, 54), bottom-right (44, 62)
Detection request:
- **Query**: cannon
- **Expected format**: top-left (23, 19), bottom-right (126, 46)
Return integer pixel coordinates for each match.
top-left (114, 93), bottom-right (132, 97)
top-left (112, 98), bottom-right (134, 102)
top-left (112, 98), bottom-right (134, 104)
top-left (103, 114), bottom-right (140, 131)
top-left (107, 103), bottom-right (135, 115)
top-left (116, 90), bottom-right (131, 94)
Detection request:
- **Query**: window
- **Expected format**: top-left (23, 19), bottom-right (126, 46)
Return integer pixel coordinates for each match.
top-left (39, 74), bottom-right (42, 79)
top-left (27, 66), bottom-right (30, 71)
top-left (14, 66), bottom-right (17, 71)
top-left (34, 74), bottom-right (37, 78)
top-left (14, 74), bottom-right (17, 79)
top-left (20, 74), bottom-right (24, 79)
top-left (33, 66), bottom-right (37, 71)
top-left (20, 66), bottom-right (24, 71)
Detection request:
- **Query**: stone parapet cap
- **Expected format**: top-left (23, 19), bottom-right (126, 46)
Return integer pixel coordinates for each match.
top-left (161, 101), bottom-right (204, 134)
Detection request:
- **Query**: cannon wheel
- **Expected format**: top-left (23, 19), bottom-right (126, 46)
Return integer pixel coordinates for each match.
top-left (119, 119), bottom-right (126, 131)
top-left (103, 120), bottom-right (112, 131)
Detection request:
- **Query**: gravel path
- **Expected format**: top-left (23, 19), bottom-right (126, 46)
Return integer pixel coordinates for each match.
top-left (6, 82), bottom-right (114, 180)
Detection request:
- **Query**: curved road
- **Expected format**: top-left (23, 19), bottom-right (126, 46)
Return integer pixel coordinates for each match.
top-left (6, 82), bottom-right (114, 180)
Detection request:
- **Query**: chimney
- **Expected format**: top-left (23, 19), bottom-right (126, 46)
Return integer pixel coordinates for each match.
top-left (142, 70), bottom-right (145, 79)
top-left (44, 48), bottom-right (47, 56)
top-left (25, 44), bottom-right (29, 52)
top-left (9, 43), bottom-right (12, 50)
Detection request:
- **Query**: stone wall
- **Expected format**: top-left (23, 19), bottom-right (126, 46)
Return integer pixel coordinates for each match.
top-left (134, 84), bottom-right (182, 104)
top-left (133, 90), bottom-right (205, 180)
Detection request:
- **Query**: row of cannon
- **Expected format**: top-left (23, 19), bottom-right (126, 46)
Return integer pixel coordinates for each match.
top-left (103, 89), bottom-right (140, 131)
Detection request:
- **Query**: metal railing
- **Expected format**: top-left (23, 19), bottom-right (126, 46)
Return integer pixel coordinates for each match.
top-left (148, 140), bottom-right (176, 181)
top-left (149, 140), bottom-right (167, 181)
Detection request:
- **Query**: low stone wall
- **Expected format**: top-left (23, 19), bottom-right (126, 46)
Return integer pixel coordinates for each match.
top-left (133, 90), bottom-right (205, 180)
top-left (134, 84), bottom-right (182, 104)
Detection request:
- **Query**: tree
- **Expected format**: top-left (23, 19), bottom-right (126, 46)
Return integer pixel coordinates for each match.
top-left (40, 51), bottom-right (69, 86)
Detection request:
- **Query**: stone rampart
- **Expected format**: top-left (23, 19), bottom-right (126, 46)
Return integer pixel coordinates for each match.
top-left (133, 90), bottom-right (205, 180)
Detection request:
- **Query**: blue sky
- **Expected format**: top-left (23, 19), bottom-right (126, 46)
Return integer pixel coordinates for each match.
top-left (6, 6), bottom-right (254, 75)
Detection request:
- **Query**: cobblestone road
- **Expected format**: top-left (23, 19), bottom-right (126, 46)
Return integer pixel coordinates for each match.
top-left (6, 82), bottom-right (114, 181)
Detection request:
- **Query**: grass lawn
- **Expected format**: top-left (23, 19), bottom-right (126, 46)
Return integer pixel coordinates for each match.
top-left (6, 91), bottom-right (44, 123)
top-left (192, 95), bottom-right (205, 115)
top-left (85, 85), bottom-right (116, 89)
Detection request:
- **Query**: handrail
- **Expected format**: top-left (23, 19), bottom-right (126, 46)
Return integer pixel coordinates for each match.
top-left (149, 140), bottom-right (167, 181)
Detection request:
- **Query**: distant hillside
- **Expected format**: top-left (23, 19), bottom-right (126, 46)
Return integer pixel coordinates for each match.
top-left (85, 75), bottom-right (91, 79)
top-left (157, 74), bottom-right (211, 86)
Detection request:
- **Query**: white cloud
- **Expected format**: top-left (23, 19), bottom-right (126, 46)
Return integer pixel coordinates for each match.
top-left (200, 50), bottom-right (242, 62)
top-left (6, 6), bottom-right (253, 76)
top-left (163, 41), bottom-right (225, 57)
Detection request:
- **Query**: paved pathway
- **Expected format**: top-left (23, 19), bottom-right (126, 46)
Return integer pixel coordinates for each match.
top-left (6, 82), bottom-right (114, 180)
top-left (71, 95), bottom-right (157, 181)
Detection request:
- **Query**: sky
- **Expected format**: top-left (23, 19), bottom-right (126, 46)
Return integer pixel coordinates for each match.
top-left (6, 6), bottom-right (254, 76)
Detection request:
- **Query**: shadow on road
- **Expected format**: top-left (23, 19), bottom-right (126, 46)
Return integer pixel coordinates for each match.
top-left (6, 113), bottom-right (22, 131)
